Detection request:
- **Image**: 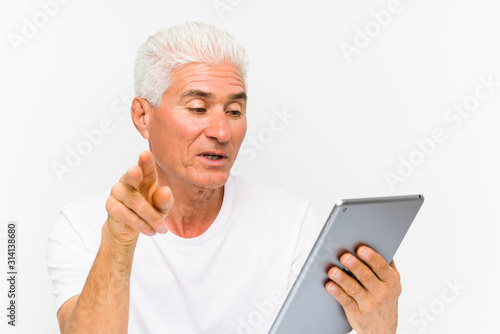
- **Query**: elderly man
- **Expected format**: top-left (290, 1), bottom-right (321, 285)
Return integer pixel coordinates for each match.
top-left (47, 22), bottom-right (401, 333)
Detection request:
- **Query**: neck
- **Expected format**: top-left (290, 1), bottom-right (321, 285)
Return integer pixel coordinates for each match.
top-left (157, 172), bottom-right (225, 239)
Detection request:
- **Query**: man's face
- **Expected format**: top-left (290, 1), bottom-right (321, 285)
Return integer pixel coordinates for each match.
top-left (147, 62), bottom-right (247, 190)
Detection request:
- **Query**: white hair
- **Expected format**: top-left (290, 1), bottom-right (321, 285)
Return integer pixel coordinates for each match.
top-left (134, 21), bottom-right (249, 107)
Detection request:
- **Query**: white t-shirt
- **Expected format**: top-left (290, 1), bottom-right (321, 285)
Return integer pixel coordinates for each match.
top-left (47, 175), bottom-right (323, 333)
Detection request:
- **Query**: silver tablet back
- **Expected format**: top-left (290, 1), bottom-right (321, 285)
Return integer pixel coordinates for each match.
top-left (269, 195), bottom-right (424, 334)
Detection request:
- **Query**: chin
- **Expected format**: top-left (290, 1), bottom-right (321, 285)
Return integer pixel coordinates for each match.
top-left (190, 170), bottom-right (230, 190)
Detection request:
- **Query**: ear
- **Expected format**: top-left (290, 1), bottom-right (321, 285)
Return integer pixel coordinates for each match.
top-left (131, 97), bottom-right (152, 139)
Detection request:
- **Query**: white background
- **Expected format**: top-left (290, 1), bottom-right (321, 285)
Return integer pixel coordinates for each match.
top-left (1, 0), bottom-right (499, 333)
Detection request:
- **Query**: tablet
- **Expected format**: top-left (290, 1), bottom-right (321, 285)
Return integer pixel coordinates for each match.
top-left (269, 194), bottom-right (424, 334)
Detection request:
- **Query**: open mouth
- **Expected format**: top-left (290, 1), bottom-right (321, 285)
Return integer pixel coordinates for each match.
top-left (203, 154), bottom-right (224, 160)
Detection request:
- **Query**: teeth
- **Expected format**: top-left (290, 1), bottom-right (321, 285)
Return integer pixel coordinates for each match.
top-left (204, 154), bottom-right (223, 160)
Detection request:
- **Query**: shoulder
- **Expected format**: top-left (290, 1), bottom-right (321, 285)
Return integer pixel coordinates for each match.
top-left (60, 190), bottom-right (109, 226)
top-left (50, 190), bottom-right (109, 251)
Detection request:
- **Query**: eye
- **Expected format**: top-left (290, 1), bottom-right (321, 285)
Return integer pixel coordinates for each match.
top-left (189, 108), bottom-right (206, 114)
top-left (227, 110), bottom-right (242, 117)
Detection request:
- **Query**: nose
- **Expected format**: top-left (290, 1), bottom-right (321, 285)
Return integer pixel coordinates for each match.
top-left (205, 110), bottom-right (231, 143)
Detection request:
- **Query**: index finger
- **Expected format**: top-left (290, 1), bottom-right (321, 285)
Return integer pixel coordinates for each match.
top-left (138, 151), bottom-right (158, 198)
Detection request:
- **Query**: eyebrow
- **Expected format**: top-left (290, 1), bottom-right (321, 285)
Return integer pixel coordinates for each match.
top-left (180, 90), bottom-right (214, 100)
top-left (179, 90), bottom-right (247, 102)
top-left (230, 92), bottom-right (247, 102)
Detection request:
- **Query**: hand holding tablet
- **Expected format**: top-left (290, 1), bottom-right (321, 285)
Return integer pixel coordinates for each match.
top-left (269, 194), bottom-right (424, 334)
top-left (326, 245), bottom-right (402, 334)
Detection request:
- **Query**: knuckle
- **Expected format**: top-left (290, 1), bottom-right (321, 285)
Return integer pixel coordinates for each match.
top-left (149, 216), bottom-right (164, 229)
top-left (157, 203), bottom-right (172, 215)
top-left (134, 221), bottom-right (155, 236)
top-left (141, 227), bottom-right (155, 236)
top-left (105, 196), bottom-right (118, 213)
top-left (364, 300), bottom-right (376, 312)
top-left (340, 295), bottom-right (354, 308)
top-left (389, 281), bottom-right (403, 298)
top-left (125, 217), bottom-right (148, 233)
top-left (360, 271), bottom-right (374, 283)
top-left (347, 283), bottom-right (363, 296)
top-left (110, 184), bottom-right (119, 197)
top-left (139, 201), bottom-right (160, 224)
top-left (142, 166), bottom-right (155, 179)
top-left (375, 260), bottom-right (387, 273)
top-left (111, 183), bottom-right (127, 198)
top-left (105, 197), bottom-right (113, 211)
top-left (375, 289), bottom-right (389, 302)
top-left (387, 275), bottom-right (401, 288)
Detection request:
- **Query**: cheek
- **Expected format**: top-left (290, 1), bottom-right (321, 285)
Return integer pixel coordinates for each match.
top-left (150, 112), bottom-right (183, 139)
top-left (149, 114), bottom-right (170, 146)
top-left (232, 121), bottom-right (247, 146)
top-left (150, 113), bottom-right (204, 154)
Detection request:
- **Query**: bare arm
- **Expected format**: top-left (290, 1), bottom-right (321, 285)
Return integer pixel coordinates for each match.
top-left (58, 224), bottom-right (137, 333)
top-left (57, 151), bottom-right (173, 333)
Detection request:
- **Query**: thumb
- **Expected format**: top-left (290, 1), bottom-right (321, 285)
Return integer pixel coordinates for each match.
top-left (152, 186), bottom-right (174, 216)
